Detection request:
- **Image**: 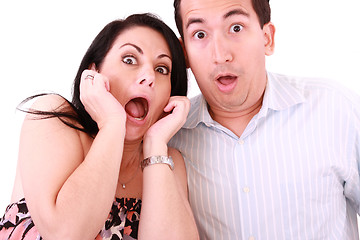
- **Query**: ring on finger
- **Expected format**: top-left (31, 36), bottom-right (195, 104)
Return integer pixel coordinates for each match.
top-left (85, 75), bottom-right (94, 80)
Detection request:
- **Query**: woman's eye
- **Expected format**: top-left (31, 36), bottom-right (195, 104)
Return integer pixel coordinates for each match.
top-left (194, 31), bottom-right (207, 39)
top-left (155, 66), bottom-right (170, 75)
top-left (122, 56), bottom-right (137, 65)
top-left (230, 24), bottom-right (243, 33)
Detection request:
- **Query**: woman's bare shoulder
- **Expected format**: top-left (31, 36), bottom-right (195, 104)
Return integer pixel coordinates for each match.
top-left (25, 94), bottom-right (70, 113)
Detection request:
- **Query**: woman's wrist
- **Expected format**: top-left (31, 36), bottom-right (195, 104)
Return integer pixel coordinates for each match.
top-left (141, 156), bottom-right (174, 171)
top-left (98, 116), bottom-right (126, 131)
top-left (142, 137), bottom-right (167, 158)
top-left (97, 120), bottom-right (126, 140)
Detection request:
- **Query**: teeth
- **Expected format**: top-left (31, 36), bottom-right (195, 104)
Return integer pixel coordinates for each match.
top-left (134, 104), bottom-right (148, 121)
top-left (125, 97), bottom-right (149, 120)
top-left (134, 116), bottom-right (145, 121)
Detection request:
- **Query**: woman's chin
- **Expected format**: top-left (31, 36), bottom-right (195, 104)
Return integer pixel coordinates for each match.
top-left (124, 126), bottom-right (147, 143)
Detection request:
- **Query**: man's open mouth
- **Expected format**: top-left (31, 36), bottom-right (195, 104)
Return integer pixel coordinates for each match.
top-left (217, 75), bottom-right (237, 85)
top-left (214, 74), bottom-right (238, 93)
top-left (125, 97), bottom-right (149, 121)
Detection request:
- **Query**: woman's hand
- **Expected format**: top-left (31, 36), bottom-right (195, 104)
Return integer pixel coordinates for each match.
top-left (143, 96), bottom-right (190, 157)
top-left (140, 97), bottom-right (199, 239)
top-left (80, 70), bottom-right (126, 130)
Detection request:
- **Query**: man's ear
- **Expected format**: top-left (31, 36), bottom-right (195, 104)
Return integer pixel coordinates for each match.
top-left (179, 37), bottom-right (190, 68)
top-left (263, 22), bottom-right (275, 56)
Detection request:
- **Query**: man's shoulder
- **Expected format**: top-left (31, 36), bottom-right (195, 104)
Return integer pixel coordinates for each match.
top-left (269, 72), bottom-right (338, 90)
top-left (186, 94), bottom-right (206, 118)
top-left (268, 72), bottom-right (360, 123)
top-left (189, 94), bottom-right (203, 107)
top-left (269, 72), bottom-right (359, 102)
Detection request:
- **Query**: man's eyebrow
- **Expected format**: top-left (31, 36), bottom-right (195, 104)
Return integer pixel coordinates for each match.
top-left (186, 17), bottom-right (204, 30)
top-left (224, 8), bottom-right (250, 19)
top-left (119, 43), bottom-right (143, 54)
top-left (186, 8), bottom-right (249, 30)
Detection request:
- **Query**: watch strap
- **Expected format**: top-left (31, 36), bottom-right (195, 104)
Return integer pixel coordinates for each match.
top-left (141, 156), bottom-right (174, 171)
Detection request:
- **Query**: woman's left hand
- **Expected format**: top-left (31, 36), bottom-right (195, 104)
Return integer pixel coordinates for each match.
top-left (143, 96), bottom-right (190, 157)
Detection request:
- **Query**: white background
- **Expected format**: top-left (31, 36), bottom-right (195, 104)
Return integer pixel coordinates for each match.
top-left (0, 0), bottom-right (359, 228)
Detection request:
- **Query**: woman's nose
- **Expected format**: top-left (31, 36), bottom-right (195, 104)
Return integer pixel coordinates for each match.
top-left (137, 67), bottom-right (155, 88)
top-left (138, 78), bottom-right (154, 87)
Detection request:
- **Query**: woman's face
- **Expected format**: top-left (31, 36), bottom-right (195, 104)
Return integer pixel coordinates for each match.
top-left (98, 26), bottom-right (172, 141)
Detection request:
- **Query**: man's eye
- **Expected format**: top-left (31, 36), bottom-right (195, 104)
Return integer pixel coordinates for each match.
top-left (155, 66), bottom-right (170, 75)
top-left (122, 56), bottom-right (137, 64)
top-left (230, 24), bottom-right (243, 33)
top-left (194, 31), bottom-right (207, 39)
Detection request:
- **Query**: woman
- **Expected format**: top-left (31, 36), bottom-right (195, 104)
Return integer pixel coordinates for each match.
top-left (0, 13), bottom-right (198, 240)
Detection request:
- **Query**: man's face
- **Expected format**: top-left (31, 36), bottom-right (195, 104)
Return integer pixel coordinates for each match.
top-left (180, 0), bottom-right (274, 113)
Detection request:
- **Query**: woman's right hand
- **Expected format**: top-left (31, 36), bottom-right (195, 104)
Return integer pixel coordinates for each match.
top-left (80, 69), bottom-right (126, 130)
top-left (18, 70), bottom-right (127, 239)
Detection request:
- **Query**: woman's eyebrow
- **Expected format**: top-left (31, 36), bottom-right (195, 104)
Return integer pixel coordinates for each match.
top-left (120, 43), bottom-right (171, 61)
top-left (158, 53), bottom-right (172, 61)
top-left (119, 43), bottom-right (143, 54)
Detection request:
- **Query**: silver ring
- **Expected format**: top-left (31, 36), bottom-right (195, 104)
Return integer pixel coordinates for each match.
top-left (85, 75), bottom-right (94, 80)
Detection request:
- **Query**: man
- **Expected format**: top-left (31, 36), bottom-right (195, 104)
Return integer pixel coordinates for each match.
top-left (169, 0), bottom-right (360, 239)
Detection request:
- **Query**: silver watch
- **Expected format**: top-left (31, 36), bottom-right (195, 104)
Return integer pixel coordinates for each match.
top-left (141, 156), bottom-right (174, 171)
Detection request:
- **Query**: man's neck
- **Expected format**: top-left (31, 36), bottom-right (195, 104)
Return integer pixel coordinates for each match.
top-left (208, 96), bottom-right (263, 138)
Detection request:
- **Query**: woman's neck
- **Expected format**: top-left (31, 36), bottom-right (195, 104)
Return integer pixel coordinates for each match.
top-left (121, 140), bottom-right (143, 170)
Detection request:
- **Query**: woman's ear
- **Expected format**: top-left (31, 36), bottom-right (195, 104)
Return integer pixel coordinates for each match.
top-left (179, 37), bottom-right (190, 68)
top-left (89, 63), bottom-right (97, 71)
top-left (263, 22), bottom-right (275, 56)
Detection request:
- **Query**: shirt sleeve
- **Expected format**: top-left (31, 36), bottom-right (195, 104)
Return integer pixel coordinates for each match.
top-left (343, 92), bottom-right (360, 214)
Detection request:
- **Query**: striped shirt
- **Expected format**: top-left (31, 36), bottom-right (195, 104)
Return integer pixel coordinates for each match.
top-left (169, 72), bottom-right (360, 240)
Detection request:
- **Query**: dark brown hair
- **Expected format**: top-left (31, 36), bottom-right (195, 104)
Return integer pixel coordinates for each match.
top-left (174, 0), bottom-right (271, 39)
top-left (19, 13), bottom-right (188, 136)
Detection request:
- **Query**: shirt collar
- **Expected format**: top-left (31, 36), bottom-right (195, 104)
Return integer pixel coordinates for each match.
top-left (183, 94), bottom-right (214, 129)
top-left (183, 72), bottom-right (306, 129)
top-left (263, 72), bottom-right (306, 111)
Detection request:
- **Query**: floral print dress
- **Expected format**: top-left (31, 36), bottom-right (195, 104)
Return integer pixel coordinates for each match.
top-left (0, 198), bottom-right (141, 240)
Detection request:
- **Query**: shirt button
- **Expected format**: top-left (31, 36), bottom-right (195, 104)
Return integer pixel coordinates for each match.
top-left (249, 236), bottom-right (255, 240)
top-left (238, 139), bottom-right (245, 145)
top-left (243, 187), bottom-right (250, 193)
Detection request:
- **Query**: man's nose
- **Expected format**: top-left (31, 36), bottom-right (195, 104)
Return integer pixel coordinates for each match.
top-left (211, 33), bottom-right (233, 64)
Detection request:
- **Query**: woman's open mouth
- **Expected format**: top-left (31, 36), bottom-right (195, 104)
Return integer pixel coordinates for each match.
top-left (125, 97), bottom-right (149, 121)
